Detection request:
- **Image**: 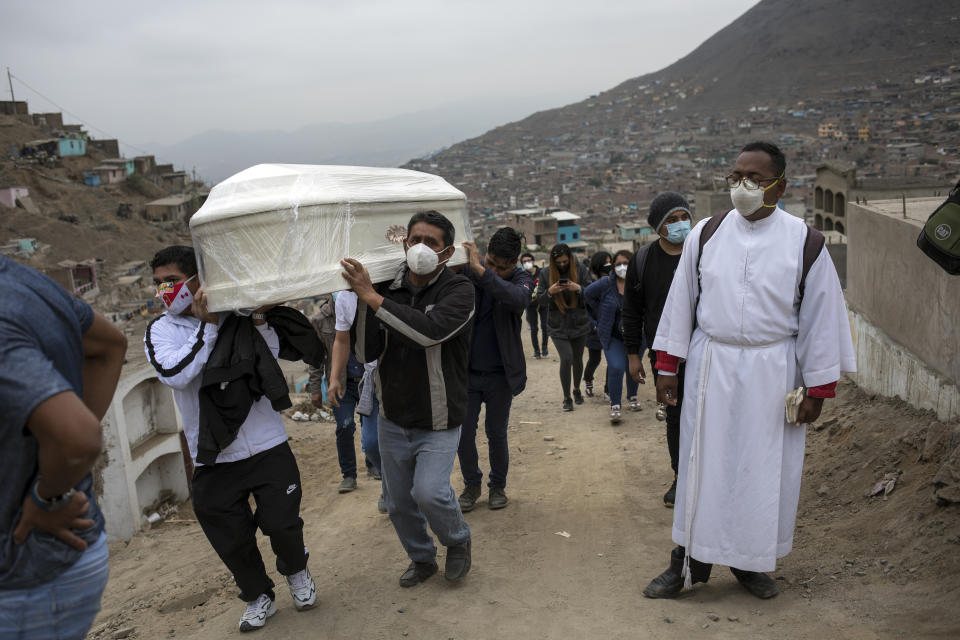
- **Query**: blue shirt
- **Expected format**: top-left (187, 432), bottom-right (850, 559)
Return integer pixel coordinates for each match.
top-left (0, 256), bottom-right (105, 589)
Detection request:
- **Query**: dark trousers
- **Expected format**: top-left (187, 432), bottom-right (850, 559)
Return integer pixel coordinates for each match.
top-left (458, 370), bottom-right (513, 488)
top-left (584, 347), bottom-right (610, 391)
top-left (650, 351), bottom-right (684, 473)
top-left (526, 305), bottom-right (549, 355)
top-left (192, 442), bottom-right (307, 602)
top-left (673, 546), bottom-right (713, 583)
top-left (583, 347), bottom-right (601, 382)
top-left (552, 335), bottom-right (586, 399)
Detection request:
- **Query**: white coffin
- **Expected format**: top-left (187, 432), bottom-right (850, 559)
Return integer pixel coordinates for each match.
top-left (190, 164), bottom-right (472, 312)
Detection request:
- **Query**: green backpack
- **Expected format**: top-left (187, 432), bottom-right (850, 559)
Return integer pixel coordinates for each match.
top-left (917, 178), bottom-right (960, 275)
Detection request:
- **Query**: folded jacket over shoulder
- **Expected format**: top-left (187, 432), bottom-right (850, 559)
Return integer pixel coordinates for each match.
top-left (197, 306), bottom-right (326, 465)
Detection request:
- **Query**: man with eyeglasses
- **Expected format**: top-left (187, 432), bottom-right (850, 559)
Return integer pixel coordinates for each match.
top-left (642, 142), bottom-right (856, 600)
top-left (340, 210), bottom-right (475, 588)
top-left (145, 246), bottom-right (318, 632)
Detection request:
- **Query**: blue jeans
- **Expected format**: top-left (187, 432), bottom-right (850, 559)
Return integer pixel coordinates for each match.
top-left (332, 379), bottom-right (381, 478)
top-left (378, 414), bottom-right (471, 563)
top-left (604, 337), bottom-right (638, 408)
top-left (0, 532), bottom-right (109, 640)
top-left (458, 370), bottom-right (513, 488)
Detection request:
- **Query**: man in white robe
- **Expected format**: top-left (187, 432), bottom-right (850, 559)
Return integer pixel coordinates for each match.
top-left (642, 141), bottom-right (856, 600)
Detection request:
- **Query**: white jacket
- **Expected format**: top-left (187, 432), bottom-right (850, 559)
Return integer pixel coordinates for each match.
top-left (144, 312), bottom-right (288, 465)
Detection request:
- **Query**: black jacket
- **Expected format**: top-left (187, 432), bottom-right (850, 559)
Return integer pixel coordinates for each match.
top-left (197, 306), bottom-right (325, 465)
top-left (353, 265), bottom-right (475, 431)
top-left (535, 258), bottom-right (594, 340)
top-left (464, 265), bottom-right (534, 396)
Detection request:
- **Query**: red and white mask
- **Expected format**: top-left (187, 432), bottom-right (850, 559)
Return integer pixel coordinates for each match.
top-left (156, 275), bottom-right (196, 315)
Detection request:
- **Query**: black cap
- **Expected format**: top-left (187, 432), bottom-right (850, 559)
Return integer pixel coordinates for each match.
top-left (648, 192), bottom-right (691, 233)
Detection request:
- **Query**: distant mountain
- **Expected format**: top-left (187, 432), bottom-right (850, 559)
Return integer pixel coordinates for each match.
top-left (141, 92), bottom-right (585, 184)
top-left (412, 0), bottom-right (959, 162)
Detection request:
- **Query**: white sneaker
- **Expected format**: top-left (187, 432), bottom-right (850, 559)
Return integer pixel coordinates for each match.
top-left (239, 593), bottom-right (277, 632)
top-left (286, 566), bottom-right (317, 610)
top-left (610, 406), bottom-right (622, 424)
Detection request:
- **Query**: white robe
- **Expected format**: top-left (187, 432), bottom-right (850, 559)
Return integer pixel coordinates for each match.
top-left (653, 207), bottom-right (856, 574)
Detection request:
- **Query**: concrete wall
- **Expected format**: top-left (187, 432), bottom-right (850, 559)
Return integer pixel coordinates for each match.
top-left (847, 199), bottom-right (959, 389)
top-left (99, 366), bottom-right (189, 540)
top-left (848, 311), bottom-right (959, 421)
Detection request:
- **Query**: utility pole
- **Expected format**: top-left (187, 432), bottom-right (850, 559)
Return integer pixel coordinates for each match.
top-left (7, 67), bottom-right (14, 102)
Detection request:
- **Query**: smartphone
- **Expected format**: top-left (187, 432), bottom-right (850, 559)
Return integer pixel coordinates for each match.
top-left (558, 278), bottom-right (569, 285)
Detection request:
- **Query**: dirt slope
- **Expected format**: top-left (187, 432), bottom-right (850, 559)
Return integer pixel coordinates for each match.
top-left (86, 359), bottom-right (959, 640)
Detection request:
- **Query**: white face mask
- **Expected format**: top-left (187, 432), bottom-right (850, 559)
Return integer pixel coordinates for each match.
top-left (406, 242), bottom-right (450, 276)
top-left (522, 261), bottom-right (534, 271)
top-left (614, 264), bottom-right (628, 279)
top-left (730, 180), bottom-right (778, 218)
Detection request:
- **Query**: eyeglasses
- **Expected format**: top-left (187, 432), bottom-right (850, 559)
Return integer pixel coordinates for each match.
top-left (725, 174), bottom-right (782, 190)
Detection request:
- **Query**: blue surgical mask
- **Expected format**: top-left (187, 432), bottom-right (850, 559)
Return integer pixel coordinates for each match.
top-left (665, 220), bottom-right (691, 244)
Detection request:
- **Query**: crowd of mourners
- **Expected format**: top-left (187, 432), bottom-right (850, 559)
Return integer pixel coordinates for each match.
top-left (1, 141), bottom-right (856, 636)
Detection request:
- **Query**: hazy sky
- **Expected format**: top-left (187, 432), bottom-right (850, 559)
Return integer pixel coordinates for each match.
top-left (1, 0), bottom-right (756, 147)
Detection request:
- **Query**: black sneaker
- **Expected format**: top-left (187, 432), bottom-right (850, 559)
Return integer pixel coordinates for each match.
top-left (338, 476), bottom-right (357, 493)
top-left (584, 381), bottom-right (595, 398)
top-left (533, 352), bottom-right (541, 359)
top-left (445, 541), bottom-right (471, 582)
top-left (562, 398), bottom-right (574, 412)
top-left (542, 347), bottom-right (549, 357)
top-left (488, 487), bottom-right (508, 510)
top-left (399, 561), bottom-right (438, 587)
top-left (572, 389), bottom-right (584, 405)
top-left (458, 485), bottom-right (482, 512)
top-left (663, 475), bottom-right (677, 508)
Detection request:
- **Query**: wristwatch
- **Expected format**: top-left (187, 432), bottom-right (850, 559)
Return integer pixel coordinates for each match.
top-left (30, 478), bottom-right (76, 512)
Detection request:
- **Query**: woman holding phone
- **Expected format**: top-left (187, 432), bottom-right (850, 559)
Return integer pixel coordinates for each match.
top-left (537, 243), bottom-right (594, 411)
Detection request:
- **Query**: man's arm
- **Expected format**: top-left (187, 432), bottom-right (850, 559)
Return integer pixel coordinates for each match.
top-left (13, 390), bottom-right (102, 550)
top-left (81, 312), bottom-right (127, 420)
top-left (324, 330), bottom-right (351, 408)
top-left (144, 318), bottom-right (218, 390)
top-left (15, 314), bottom-right (125, 551)
top-left (342, 259), bottom-right (475, 350)
top-left (468, 267), bottom-right (533, 313)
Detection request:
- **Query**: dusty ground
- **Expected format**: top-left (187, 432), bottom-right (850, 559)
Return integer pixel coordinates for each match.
top-left (87, 356), bottom-right (960, 640)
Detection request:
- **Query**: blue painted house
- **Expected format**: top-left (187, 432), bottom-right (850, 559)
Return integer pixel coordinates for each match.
top-left (617, 222), bottom-right (653, 241)
top-left (57, 137), bottom-right (86, 157)
top-left (550, 211), bottom-right (587, 251)
top-left (103, 157), bottom-right (135, 176)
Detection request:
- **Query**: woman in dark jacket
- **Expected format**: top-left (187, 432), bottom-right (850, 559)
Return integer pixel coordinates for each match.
top-left (537, 243), bottom-right (593, 411)
top-left (585, 249), bottom-right (639, 423)
top-left (584, 252), bottom-right (611, 399)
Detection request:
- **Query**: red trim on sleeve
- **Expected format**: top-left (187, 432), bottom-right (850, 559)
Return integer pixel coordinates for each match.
top-left (807, 381), bottom-right (837, 398)
top-left (655, 351), bottom-right (679, 374)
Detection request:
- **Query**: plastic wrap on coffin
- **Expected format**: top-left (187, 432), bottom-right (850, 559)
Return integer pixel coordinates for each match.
top-left (189, 164), bottom-right (472, 312)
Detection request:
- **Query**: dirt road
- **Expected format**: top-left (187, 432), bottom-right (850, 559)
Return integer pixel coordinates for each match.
top-left (87, 355), bottom-right (959, 640)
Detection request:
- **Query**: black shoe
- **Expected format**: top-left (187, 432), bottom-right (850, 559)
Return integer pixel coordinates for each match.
top-left (542, 348), bottom-right (549, 357)
top-left (642, 565), bottom-right (684, 599)
top-left (445, 541), bottom-right (471, 582)
top-left (562, 398), bottom-right (573, 412)
top-left (663, 475), bottom-right (677, 508)
top-left (730, 568), bottom-right (779, 599)
top-left (572, 389), bottom-right (584, 405)
top-left (458, 485), bottom-right (482, 512)
top-left (533, 353), bottom-right (541, 360)
top-left (584, 381), bottom-right (595, 398)
top-left (338, 476), bottom-right (357, 493)
top-left (399, 561), bottom-right (438, 587)
top-left (488, 487), bottom-right (508, 510)
top-left (643, 548), bottom-right (685, 600)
